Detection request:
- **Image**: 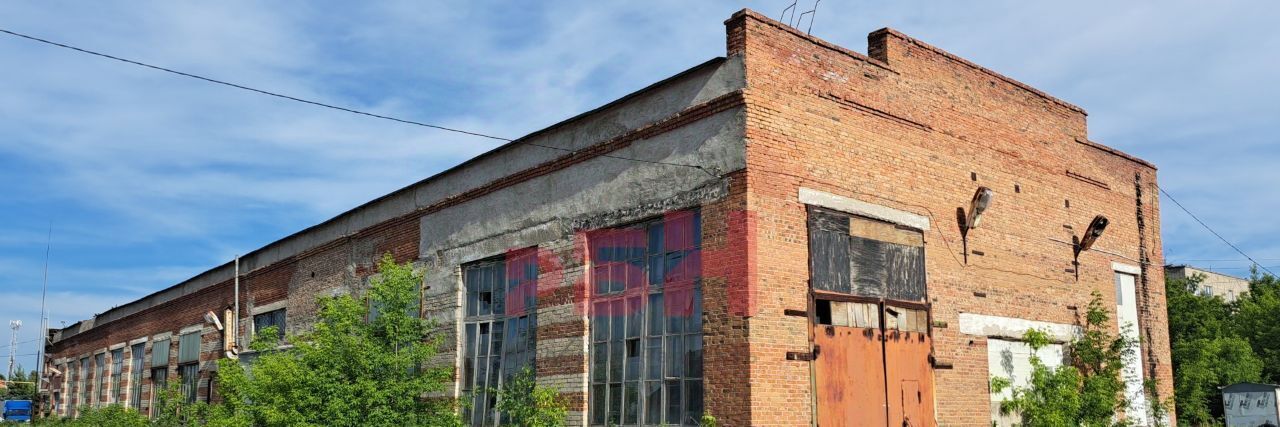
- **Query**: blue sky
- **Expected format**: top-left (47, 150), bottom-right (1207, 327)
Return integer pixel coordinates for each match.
top-left (2, 1), bottom-right (1278, 371)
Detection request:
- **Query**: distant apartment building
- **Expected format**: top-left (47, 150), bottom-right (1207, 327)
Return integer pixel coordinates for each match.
top-left (1166, 264), bottom-right (1250, 302)
top-left (43, 9), bottom-right (1172, 426)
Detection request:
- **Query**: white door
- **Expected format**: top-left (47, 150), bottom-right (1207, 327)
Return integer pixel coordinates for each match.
top-left (1116, 272), bottom-right (1149, 425)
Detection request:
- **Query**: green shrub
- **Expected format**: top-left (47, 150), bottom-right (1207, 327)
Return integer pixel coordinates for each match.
top-left (492, 367), bottom-right (567, 427)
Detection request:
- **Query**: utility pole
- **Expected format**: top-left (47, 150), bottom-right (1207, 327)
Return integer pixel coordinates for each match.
top-left (7, 320), bottom-right (20, 381)
top-left (34, 223), bottom-right (51, 416)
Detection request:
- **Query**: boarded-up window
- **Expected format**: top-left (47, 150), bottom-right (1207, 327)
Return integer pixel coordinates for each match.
top-left (177, 333), bottom-right (200, 364)
top-left (808, 207), bottom-right (926, 302)
top-left (151, 339), bottom-right (170, 367)
top-left (809, 209), bottom-right (852, 294)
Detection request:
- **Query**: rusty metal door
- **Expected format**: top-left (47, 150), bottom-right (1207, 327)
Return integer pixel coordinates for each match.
top-left (808, 207), bottom-right (936, 427)
top-left (884, 305), bottom-right (935, 427)
top-left (812, 300), bottom-right (886, 426)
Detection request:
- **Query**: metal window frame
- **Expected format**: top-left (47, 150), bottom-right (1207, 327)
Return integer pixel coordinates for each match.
top-left (93, 352), bottom-right (106, 407)
top-left (129, 343), bottom-right (145, 410)
top-left (460, 250), bottom-right (539, 427)
top-left (253, 308), bottom-right (287, 340)
top-left (178, 363), bottom-right (199, 403)
top-left (588, 211), bottom-right (704, 426)
top-left (149, 366), bottom-right (168, 416)
top-left (110, 348), bottom-right (124, 404)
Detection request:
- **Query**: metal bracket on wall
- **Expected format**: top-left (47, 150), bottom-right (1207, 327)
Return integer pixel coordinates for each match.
top-left (786, 351), bottom-right (816, 361)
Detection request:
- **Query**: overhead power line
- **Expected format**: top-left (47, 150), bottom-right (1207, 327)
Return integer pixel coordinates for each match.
top-left (0, 27), bottom-right (713, 175)
top-left (0, 28), bottom-right (509, 142)
top-left (1159, 186), bottom-right (1276, 277)
top-left (1168, 258), bottom-right (1280, 263)
top-left (0, 337), bottom-right (39, 351)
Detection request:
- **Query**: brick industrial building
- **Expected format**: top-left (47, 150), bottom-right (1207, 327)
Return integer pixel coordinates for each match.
top-left (42, 9), bottom-right (1172, 426)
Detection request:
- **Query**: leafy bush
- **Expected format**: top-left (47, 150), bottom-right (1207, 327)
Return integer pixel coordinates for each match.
top-left (995, 292), bottom-right (1166, 426)
top-left (210, 254), bottom-right (460, 427)
top-left (60, 405), bottom-right (149, 427)
top-left (491, 367), bottom-right (567, 427)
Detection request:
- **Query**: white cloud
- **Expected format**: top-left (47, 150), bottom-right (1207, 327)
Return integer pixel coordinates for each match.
top-left (0, 0), bottom-right (1277, 344)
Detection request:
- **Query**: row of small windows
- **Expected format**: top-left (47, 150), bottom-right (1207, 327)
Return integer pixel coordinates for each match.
top-left (57, 211), bottom-right (703, 426)
top-left (56, 309), bottom-right (287, 416)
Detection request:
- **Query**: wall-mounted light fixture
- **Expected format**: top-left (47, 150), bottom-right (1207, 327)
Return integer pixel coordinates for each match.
top-left (204, 311), bottom-right (224, 331)
top-left (957, 186), bottom-right (994, 264)
top-left (1071, 215), bottom-right (1109, 280)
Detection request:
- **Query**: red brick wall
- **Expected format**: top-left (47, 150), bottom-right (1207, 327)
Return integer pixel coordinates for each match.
top-left (727, 9), bottom-right (1171, 426)
top-left (46, 216), bottom-right (419, 415)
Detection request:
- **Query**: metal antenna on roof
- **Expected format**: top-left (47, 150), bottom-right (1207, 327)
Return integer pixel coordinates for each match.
top-left (781, 0), bottom-right (798, 26)
top-left (797, 9), bottom-right (814, 32)
top-left (806, 0), bottom-right (822, 34)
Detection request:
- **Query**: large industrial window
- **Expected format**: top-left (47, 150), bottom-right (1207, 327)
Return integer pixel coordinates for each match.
top-left (254, 309), bottom-right (287, 341)
top-left (589, 211), bottom-right (704, 426)
top-left (461, 249), bottom-right (538, 426)
top-left (94, 353), bottom-right (106, 407)
top-left (177, 332), bottom-right (200, 403)
top-left (130, 343), bottom-right (145, 410)
top-left (110, 348), bottom-right (124, 404)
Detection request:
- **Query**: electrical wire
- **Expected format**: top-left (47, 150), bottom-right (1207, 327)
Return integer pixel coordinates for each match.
top-left (0, 338), bottom-right (41, 350)
top-left (1167, 258), bottom-right (1280, 263)
top-left (0, 27), bottom-right (713, 176)
top-left (1158, 186), bottom-right (1276, 277)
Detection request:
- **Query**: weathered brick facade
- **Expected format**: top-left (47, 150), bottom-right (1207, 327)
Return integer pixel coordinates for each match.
top-left (45, 9), bottom-right (1170, 426)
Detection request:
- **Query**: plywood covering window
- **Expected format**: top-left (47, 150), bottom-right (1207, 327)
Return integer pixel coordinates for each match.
top-left (589, 211), bottom-right (704, 426)
top-left (810, 207), bottom-right (925, 300)
top-left (460, 249), bottom-right (538, 427)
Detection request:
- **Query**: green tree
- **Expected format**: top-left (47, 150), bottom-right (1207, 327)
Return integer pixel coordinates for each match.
top-left (1, 366), bottom-right (38, 401)
top-left (208, 254), bottom-right (459, 427)
top-left (1233, 272), bottom-right (1280, 382)
top-left (996, 292), bottom-right (1160, 426)
top-left (1166, 274), bottom-right (1262, 425)
top-left (490, 367), bottom-right (567, 427)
